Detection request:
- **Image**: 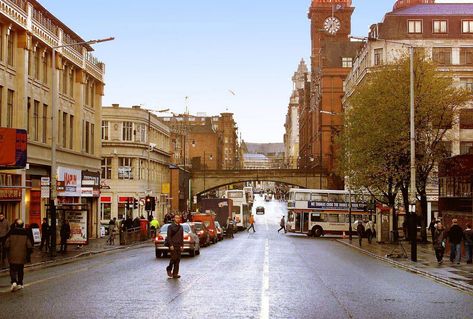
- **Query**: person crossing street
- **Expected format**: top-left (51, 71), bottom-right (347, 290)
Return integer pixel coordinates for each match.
top-left (166, 215), bottom-right (183, 279)
top-left (247, 214), bottom-right (255, 233)
top-left (278, 216), bottom-right (286, 233)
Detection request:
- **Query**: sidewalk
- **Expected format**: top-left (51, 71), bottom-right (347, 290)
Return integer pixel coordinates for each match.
top-left (0, 237), bottom-right (152, 275)
top-left (337, 238), bottom-right (473, 294)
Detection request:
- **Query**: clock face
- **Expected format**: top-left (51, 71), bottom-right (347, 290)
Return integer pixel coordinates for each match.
top-left (323, 17), bottom-right (341, 35)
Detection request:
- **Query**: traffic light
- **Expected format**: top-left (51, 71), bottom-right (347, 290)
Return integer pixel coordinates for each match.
top-left (133, 198), bottom-right (138, 210)
top-left (145, 196), bottom-right (151, 211)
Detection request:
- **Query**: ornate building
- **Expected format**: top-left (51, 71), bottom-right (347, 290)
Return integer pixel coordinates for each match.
top-left (303, 0), bottom-right (362, 189)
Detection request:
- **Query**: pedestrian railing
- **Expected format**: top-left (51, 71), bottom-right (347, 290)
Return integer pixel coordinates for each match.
top-left (119, 227), bottom-right (147, 245)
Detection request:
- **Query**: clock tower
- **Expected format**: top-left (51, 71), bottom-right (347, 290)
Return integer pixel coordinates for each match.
top-left (300, 0), bottom-right (361, 189)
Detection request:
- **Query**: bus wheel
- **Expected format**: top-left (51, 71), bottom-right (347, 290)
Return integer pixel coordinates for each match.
top-left (313, 226), bottom-right (323, 238)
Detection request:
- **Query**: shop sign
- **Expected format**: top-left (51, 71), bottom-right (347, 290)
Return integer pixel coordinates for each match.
top-left (65, 210), bottom-right (87, 245)
top-left (0, 188), bottom-right (22, 201)
top-left (119, 196), bottom-right (133, 203)
top-left (41, 177), bottom-right (50, 198)
top-left (161, 183), bottom-right (170, 194)
top-left (0, 128), bottom-right (27, 169)
top-left (81, 171), bottom-right (100, 198)
top-left (57, 167), bottom-right (81, 197)
top-left (100, 196), bottom-right (112, 203)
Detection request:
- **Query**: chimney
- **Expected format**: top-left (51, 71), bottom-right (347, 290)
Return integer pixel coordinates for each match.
top-left (112, 103), bottom-right (119, 108)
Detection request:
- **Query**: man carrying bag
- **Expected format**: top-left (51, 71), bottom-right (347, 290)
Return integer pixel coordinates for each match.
top-left (166, 215), bottom-right (184, 279)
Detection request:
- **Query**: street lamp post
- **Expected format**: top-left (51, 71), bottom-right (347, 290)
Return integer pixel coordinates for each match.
top-left (49, 37), bottom-right (114, 257)
top-left (203, 152), bottom-right (213, 196)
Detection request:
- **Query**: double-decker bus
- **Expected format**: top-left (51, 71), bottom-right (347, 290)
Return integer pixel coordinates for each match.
top-left (286, 188), bottom-right (373, 237)
top-left (224, 190), bottom-right (250, 230)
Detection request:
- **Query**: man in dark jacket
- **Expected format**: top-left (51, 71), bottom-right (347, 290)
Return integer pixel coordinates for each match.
top-left (39, 218), bottom-right (50, 252)
top-left (59, 220), bottom-right (71, 253)
top-left (447, 219), bottom-right (463, 264)
top-left (464, 224), bottom-right (473, 264)
top-left (5, 219), bottom-right (33, 291)
top-left (356, 220), bottom-right (365, 247)
top-left (0, 212), bottom-right (10, 265)
top-left (166, 215), bottom-right (184, 279)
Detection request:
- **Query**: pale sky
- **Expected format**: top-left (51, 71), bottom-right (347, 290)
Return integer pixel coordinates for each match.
top-left (37, 0), bottom-right (469, 143)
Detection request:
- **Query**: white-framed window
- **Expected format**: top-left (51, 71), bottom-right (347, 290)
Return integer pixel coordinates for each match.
top-left (122, 121), bottom-right (133, 141)
top-left (462, 20), bottom-right (473, 33)
top-left (460, 48), bottom-right (473, 65)
top-left (101, 158), bottom-right (112, 179)
top-left (432, 47), bottom-right (452, 65)
top-left (342, 57), bottom-right (353, 68)
top-left (102, 121), bottom-right (109, 140)
top-left (408, 20), bottom-right (422, 34)
top-left (118, 157), bottom-right (133, 180)
top-left (374, 48), bottom-right (383, 66)
top-left (433, 20), bottom-right (447, 34)
top-left (135, 123), bottom-right (146, 143)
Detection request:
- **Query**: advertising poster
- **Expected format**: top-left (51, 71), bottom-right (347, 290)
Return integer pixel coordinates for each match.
top-left (57, 167), bottom-right (81, 197)
top-left (29, 190), bottom-right (42, 226)
top-left (81, 171), bottom-right (100, 197)
top-left (65, 210), bottom-right (87, 245)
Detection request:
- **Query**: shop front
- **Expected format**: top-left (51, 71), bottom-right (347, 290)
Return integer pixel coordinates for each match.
top-left (0, 172), bottom-right (22, 222)
top-left (81, 171), bottom-right (100, 238)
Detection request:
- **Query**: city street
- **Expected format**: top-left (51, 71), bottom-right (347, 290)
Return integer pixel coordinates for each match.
top-left (1, 196), bottom-right (472, 319)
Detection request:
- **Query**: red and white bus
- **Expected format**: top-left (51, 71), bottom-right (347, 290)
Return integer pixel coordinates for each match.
top-left (286, 188), bottom-right (373, 237)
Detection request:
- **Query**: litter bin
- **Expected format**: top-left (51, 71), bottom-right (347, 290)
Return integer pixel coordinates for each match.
top-left (140, 219), bottom-right (149, 241)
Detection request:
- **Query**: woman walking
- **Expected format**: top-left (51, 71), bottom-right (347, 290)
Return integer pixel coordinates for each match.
top-left (433, 222), bottom-right (446, 264)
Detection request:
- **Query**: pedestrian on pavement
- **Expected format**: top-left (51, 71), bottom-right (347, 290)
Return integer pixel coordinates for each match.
top-left (428, 219), bottom-right (438, 243)
top-left (59, 220), bottom-right (71, 253)
top-left (447, 219), bottom-right (463, 264)
top-left (247, 214), bottom-right (255, 233)
top-left (463, 224), bottom-right (473, 264)
top-left (365, 219), bottom-right (375, 244)
top-left (0, 212), bottom-right (10, 266)
top-left (5, 219), bottom-right (33, 292)
top-left (107, 217), bottom-right (117, 245)
top-left (278, 216), bottom-right (286, 233)
top-left (150, 216), bottom-right (160, 238)
top-left (39, 218), bottom-right (50, 252)
top-left (166, 214), bottom-right (183, 279)
top-left (356, 220), bottom-right (365, 247)
top-left (226, 218), bottom-right (234, 238)
top-left (433, 222), bottom-right (446, 264)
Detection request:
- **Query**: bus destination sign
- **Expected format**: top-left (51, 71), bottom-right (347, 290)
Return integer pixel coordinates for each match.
top-left (308, 201), bottom-right (366, 211)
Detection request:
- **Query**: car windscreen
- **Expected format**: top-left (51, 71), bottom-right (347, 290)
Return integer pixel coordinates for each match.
top-left (160, 224), bottom-right (169, 233)
top-left (182, 224), bottom-right (191, 233)
top-left (194, 223), bottom-right (203, 231)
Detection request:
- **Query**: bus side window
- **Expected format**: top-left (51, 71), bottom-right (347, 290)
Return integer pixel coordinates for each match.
top-left (288, 212), bottom-right (294, 222)
top-left (311, 213), bottom-right (321, 222)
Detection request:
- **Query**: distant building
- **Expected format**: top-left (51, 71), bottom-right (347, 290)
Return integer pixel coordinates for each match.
top-left (284, 59), bottom-right (307, 169)
top-left (243, 154), bottom-right (271, 170)
top-left (244, 143), bottom-right (285, 169)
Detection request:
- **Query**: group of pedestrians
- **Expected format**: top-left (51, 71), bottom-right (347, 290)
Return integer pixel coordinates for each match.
top-left (432, 219), bottom-right (473, 265)
top-left (355, 219), bottom-right (375, 247)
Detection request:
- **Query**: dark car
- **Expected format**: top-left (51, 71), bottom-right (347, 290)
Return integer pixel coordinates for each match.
top-left (256, 206), bottom-right (265, 215)
top-left (191, 222), bottom-right (211, 247)
top-left (155, 223), bottom-right (200, 258)
top-left (215, 221), bottom-right (224, 241)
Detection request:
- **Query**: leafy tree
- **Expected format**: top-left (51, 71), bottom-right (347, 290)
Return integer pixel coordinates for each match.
top-left (339, 51), bottom-right (470, 241)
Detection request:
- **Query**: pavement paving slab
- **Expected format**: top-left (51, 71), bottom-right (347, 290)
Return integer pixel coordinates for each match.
top-left (337, 238), bottom-right (473, 294)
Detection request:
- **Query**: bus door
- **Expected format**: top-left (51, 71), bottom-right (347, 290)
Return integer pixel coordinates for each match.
top-left (302, 212), bottom-right (309, 233)
top-left (295, 212), bottom-right (301, 232)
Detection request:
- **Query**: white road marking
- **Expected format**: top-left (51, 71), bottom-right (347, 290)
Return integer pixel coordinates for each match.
top-left (260, 238), bottom-right (270, 319)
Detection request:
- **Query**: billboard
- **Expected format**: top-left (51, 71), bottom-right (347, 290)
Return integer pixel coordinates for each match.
top-left (0, 128), bottom-right (27, 169)
top-left (57, 167), bottom-right (81, 197)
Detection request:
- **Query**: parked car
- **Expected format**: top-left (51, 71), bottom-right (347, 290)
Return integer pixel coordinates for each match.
top-left (192, 213), bottom-right (218, 244)
top-left (215, 221), bottom-right (224, 241)
top-left (191, 222), bottom-right (211, 247)
top-left (155, 223), bottom-right (200, 258)
top-left (256, 206), bottom-right (265, 215)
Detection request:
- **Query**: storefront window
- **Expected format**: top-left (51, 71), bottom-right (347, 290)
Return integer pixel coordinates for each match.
top-left (101, 203), bottom-right (111, 221)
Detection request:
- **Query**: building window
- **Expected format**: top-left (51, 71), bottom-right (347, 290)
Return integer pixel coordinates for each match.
top-left (34, 100), bottom-right (39, 141)
top-left (341, 57), bottom-right (353, 68)
top-left (460, 109), bottom-right (473, 129)
top-left (432, 47), bottom-right (452, 65)
top-left (408, 20), bottom-right (422, 34)
top-left (135, 123), bottom-right (146, 143)
top-left (374, 48), bottom-right (383, 66)
top-left (101, 158), bottom-right (112, 179)
top-left (27, 98), bottom-right (31, 139)
top-left (69, 115), bottom-right (74, 149)
top-left (34, 48), bottom-right (40, 80)
top-left (118, 157), bottom-right (133, 180)
top-left (42, 104), bottom-right (48, 144)
top-left (101, 203), bottom-right (111, 221)
top-left (42, 55), bottom-right (48, 84)
top-left (7, 31), bottom-right (14, 66)
top-left (460, 141), bottom-right (473, 155)
top-left (122, 121), bottom-right (133, 141)
top-left (101, 121), bottom-right (109, 140)
top-left (91, 123), bottom-right (95, 155)
top-left (433, 20), bottom-right (447, 34)
top-left (62, 112), bottom-right (67, 147)
top-left (7, 89), bottom-right (13, 128)
top-left (460, 48), bottom-right (473, 65)
top-left (460, 78), bottom-right (473, 92)
top-left (462, 20), bottom-right (473, 33)
top-left (62, 66), bottom-right (68, 94)
top-left (69, 69), bottom-right (74, 97)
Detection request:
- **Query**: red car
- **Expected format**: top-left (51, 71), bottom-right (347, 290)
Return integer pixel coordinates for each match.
top-left (192, 214), bottom-right (218, 244)
top-left (190, 222), bottom-right (210, 247)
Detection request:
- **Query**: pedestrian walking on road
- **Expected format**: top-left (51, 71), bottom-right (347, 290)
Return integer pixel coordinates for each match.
top-left (39, 218), bottom-right (50, 252)
top-left (150, 217), bottom-right (160, 238)
top-left (365, 219), bottom-right (375, 244)
top-left (464, 224), bottom-right (473, 264)
top-left (356, 220), bottom-right (365, 247)
top-left (0, 212), bottom-right (10, 266)
top-left (447, 219), bottom-right (463, 264)
top-left (5, 219), bottom-right (32, 292)
top-left (59, 220), bottom-right (71, 253)
top-left (226, 218), bottom-right (234, 238)
top-left (428, 219), bottom-right (438, 244)
top-left (166, 215), bottom-right (184, 279)
top-left (433, 222), bottom-right (446, 264)
top-left (247, 214), bottom-right (255, 233)
top-left (278, 216), bottom-right (286, 233)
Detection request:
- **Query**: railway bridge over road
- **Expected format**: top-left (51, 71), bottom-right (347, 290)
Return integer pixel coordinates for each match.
top-left (190, 169), bottom-right (326, 196)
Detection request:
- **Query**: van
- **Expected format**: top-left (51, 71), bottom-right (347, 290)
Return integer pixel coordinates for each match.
top-left (191, 213), bottom-right (218, 244)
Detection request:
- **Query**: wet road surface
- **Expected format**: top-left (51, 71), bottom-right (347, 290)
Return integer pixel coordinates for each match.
top-left (1, 196), bottom-right (472, 318)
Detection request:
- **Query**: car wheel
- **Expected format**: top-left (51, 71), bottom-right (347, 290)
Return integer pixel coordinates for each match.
top-left (189, 248), bottom-right (195, 257)
top-left (155, 249), bottom-right (162, 258)
top-left (162, 251), bottom-right (168, 257)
